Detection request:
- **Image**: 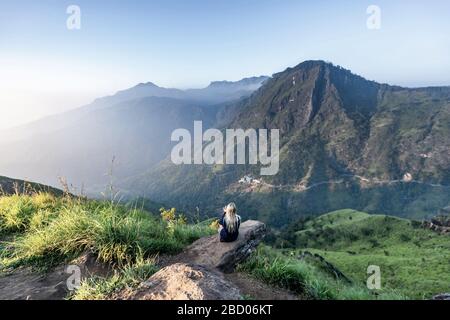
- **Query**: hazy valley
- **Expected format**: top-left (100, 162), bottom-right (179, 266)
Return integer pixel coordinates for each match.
top-left (1, 60), bottom-right (450, 300)
top-left (1, 61), bottom-right (449, 227)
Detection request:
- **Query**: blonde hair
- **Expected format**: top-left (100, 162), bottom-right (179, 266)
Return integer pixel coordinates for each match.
top-left (223, 202), bottom-right (239, 233)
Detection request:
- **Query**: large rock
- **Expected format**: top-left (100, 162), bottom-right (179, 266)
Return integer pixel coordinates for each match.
top-left (119, 263), bottom-right (241, 300)
top-left (120, 220), bottom-right (266, 300)
top-left (178, 220), bottom-right (266, 273)
top-left (432, 293), bottom-right (450, 300)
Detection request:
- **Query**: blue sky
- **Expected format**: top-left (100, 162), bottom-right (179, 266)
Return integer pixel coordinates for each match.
top-left (1, 0), bottom-right (450, 129)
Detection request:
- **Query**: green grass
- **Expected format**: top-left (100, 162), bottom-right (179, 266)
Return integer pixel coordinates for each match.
top-left (300, 209), bottom-right (370, 231)
top-left (0, 193), bottom-right (66, 234)
top-left (0, 193), bottom-right (214, 272)
top-left (276, 209), bottom-right (450, 299)
top-left (0, 193), bottom-right (215, 300)
top-left (238, 245), bottom-right (406, 300)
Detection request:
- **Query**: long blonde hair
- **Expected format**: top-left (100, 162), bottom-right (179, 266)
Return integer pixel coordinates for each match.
top-left (224, 202), bottom-right (239, 233)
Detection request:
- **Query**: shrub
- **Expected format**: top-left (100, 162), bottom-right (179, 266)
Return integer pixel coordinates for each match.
top-left (399, 234), bottom-right (411, 242)
top-left (209, 219), bottom-right (220, 231)
top-left (368, 239), bottom-right (381, 248)
top-left (361, 227), bottom-right (374, 237)
top-left (160, 207), bottom-right (176, 222)
top-left (0, 195), bottom-right (36, 233)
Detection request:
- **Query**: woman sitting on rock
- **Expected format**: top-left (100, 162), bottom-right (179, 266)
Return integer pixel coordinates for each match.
top-left (218, 202), bottom-right (241, 242)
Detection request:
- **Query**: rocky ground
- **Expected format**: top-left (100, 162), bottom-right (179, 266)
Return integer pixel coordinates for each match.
top-left (0, 220), bottom-right (300, 300)
top-left (0, 251), bottom-right (112, 300)
top-left (115, 220), bottom-right (299, 300)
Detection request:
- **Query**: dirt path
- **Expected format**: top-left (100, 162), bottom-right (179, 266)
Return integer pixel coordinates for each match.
top-left (0, 267), bottom-right (69, 300)
top-left (0, 236), bottom-right (68, 300)
top-left (240, 174), bottom-right (450, 192)
top-left (0, 250), bottom-right (112, 300)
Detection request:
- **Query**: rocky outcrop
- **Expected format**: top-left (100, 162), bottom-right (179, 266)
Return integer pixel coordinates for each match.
top-left (432, 293), bottom-right (450, 300)
top-left (422, 215), bottom-right (450, 235)
top-left (431, 215), bottom-right (450, 227)
top-left (119, 263), bottom-right (241, 300)
top-left (122, 220), bottom-right (266, 300)
top-left (177, 220), bottom-right (266, 273)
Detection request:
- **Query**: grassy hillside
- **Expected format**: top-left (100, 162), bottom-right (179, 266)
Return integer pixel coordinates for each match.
top-left (0, 192), bottom-right (215, 299)
top-left (2, 192), bottom-right (366, 300)
top-left (2, 192), bottom-right (447, 300)
top-left (0, 193), bottom-right (215, 268)
top-left (238, 245), bottom-right (406, 300)
top-left (270, 209), bottom-right (450, 299)
top-left (0, 176), bottom-right (63, 197)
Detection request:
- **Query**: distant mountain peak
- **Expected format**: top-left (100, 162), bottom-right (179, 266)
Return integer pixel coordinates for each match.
top-left (134, 81), bottom-right (160, 88)
top-left (208, 76), bottom-right (269, 89)
top-left (295, 59), bottom-right (330, 68)
top-left (276, 60), bottom-right (350, 77)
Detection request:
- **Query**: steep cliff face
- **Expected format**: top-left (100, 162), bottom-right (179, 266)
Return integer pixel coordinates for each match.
top-left (228, 61), bottom-right (450, 185)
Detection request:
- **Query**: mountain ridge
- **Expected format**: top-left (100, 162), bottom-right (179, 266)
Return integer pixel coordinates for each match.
top-left (1, 60), bottom-right (449, 226)
top-left (0, 176), bottom-right (63, 196)
top-left (125, 60), bottom-right (450, 225)
top-left (0, 76), bottom-right (267, 189)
